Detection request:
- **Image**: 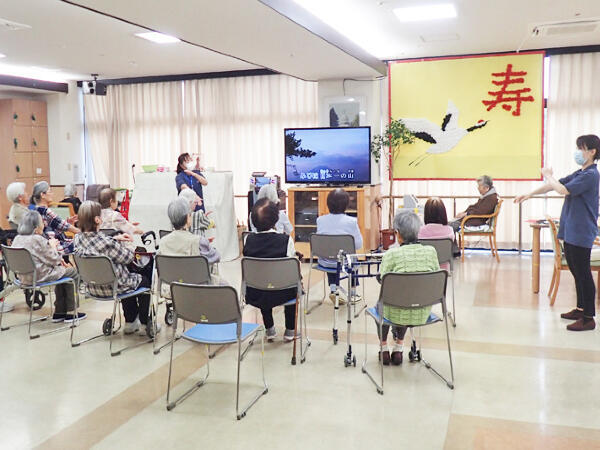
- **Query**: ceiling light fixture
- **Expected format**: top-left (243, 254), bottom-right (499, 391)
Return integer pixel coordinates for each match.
top-left (0, 63), bottom-right (82, 82)
top-left (0, 53), bottom-right (5, 58)
top-left (135, 32), bottom-right (180, 44)
top-left (394, 4), bottom-right (457, 22)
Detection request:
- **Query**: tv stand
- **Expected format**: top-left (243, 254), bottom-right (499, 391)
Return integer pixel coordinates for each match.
top-left (287, 185), bottom-right (381, 256)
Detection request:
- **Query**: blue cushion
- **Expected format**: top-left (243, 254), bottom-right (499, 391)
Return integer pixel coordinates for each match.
top-left (366, 306), bottom-right (441, 326)
top-left (14, 277), bottom-right (74, 289)
top-left (183, 322), bottom-right (261, 344)
top-left (283, 298), bottom-right (297, 306)
top-left (313, 264), bottom-right (339, 273)
top-left (117, 287), bottom-right (150, 300)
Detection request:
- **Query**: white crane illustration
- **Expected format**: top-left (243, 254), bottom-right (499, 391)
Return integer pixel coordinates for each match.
top-left (402, 100), bottom-right (488, 167)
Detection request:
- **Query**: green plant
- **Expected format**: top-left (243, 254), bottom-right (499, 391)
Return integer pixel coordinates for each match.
top-left (371, 118), bottom-right (415, 227)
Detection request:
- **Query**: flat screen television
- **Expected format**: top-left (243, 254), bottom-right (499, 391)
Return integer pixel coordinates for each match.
top-left (284, 126), bottom-right (371, 185)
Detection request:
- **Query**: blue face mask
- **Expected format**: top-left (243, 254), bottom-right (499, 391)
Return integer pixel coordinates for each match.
top-left (574, 149), bottom-right (586, 166)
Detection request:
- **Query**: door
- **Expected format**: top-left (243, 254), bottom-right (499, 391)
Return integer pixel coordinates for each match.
top-left (14, 152), bottom-right (33, 179)
top-left (33, 152), bottom-right (50, 179)
top-left (13, 126), bottom-right (32, 152)
top-left (31, 127), bottom-right (48, 151)
top-left (30, 101), bottom-right (47, 126)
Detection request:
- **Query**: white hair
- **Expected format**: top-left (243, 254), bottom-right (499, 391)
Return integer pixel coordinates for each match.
top-left (6, 182), bottom-right (26, 203)
top-left (257, 184), bottom-right (279, 204)
top-left (18, 210), bottom-right (42, 235)
top-left (178, 188), bottom-right (198, 207)
top-left (64, 184), bottom-right (77, 197)
top-left (168, 198), bottom-right (191, 230)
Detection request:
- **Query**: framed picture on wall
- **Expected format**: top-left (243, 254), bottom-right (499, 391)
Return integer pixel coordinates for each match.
top-left (325, 96), bottom-right (366, 127)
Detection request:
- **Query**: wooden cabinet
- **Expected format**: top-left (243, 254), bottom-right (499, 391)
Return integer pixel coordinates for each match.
top-left (287, 185), bottom-right (381, 257)
top-left (0, 99), bottom-right (50, 228)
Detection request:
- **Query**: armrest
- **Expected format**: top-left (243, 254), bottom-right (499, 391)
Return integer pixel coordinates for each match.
top-left (460, 213), bottom-right (495, 227)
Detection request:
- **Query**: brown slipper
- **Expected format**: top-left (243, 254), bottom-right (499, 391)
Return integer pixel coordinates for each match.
top-left (379, 350), bottom-right (391, 365)
top-left (566, 317), bottom-right (596, 331)
top-left (561, 309), bottom-right (584, 320)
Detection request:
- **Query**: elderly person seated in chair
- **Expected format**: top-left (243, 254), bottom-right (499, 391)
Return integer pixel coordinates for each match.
top-left (12, 210), bottom-right (86, 322)
top-left (178, 188), bottom-right (214, 238)
top-left (449, 175), bottom-right (498, 232)
top-left (6, 182), bottom-right (30, 229)
top-left (243, 198), bottom-right (298, 342)
top-left (31, 181), bottom-right (79, 253)
top-left (249, 184), bottom-right (292, 234)
top-left (98, 188), bottom-right (143, 237)
top-left (376, 211), bottom-right (440, 366)
top-left (60, 184), bottom-right (82, 214)
top-left (73, 201), bottom-right (157, 335)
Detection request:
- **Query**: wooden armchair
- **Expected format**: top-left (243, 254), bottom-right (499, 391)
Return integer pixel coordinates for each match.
top-left (459, 199), bottom-right (503, 262)
top-left (547, 216), bottom-right (600, 305)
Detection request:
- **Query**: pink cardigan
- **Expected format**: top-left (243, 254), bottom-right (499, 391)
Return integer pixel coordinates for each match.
top-left (418, 223), bottom-right (454, 241)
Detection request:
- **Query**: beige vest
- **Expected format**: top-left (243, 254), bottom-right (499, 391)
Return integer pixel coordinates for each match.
top-left (157, 230), bottom-right (200, 257)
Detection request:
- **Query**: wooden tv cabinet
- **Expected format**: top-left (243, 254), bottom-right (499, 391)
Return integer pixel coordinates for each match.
top-left (287, 185), bottom-right (381, 257)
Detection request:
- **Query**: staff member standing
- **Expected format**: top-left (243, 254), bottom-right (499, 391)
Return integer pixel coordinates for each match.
top-left (175, 152), bottom-right (208, 212)
top-left (516, 135), bottom-right (600, 331)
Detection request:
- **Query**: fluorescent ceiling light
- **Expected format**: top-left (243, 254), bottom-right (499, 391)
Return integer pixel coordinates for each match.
top-left (135, 32), bottom-right (180, 44)
top-left (394, 4), bottom-right (457, 22)
top-left (292, 0), bottom-right (397, 58)
top-left (0, 63), bottom-right (82, 82)
top-left (0, 53), bottom-right (5, 58)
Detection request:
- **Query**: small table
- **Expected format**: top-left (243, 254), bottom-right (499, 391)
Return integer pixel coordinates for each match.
top-left (529, 221), bottom-right (549, 293)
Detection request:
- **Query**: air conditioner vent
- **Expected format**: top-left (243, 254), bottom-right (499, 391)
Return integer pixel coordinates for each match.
top-left (532, 20), bottom-right (600, 37)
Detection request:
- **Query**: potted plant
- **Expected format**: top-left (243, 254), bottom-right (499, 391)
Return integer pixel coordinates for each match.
top-left (371, 118), bottom-right (415, 248)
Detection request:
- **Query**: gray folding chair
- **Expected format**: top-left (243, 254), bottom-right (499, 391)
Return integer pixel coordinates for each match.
top-left (306, 234), bottom-right (355, 315)
top-left (420, 238), bottom-right (457, 326)
top-left (0, 245), bottom-right (79, 340)
top-left (166, 283), bottom-right (267, 420)
top-left (72, 254), bottom-right (152, 356)
top-left (153, 255), bottom-right (211, 354)
top-left (241, 257), bottom-right (308, 365)
top-left (363, 271), bottom-right (454, 395)
top-left (159, 230), bottom-right (172, 240)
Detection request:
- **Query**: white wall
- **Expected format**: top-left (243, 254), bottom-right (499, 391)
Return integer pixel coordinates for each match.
top-left (43, 81), bottom-right (85, 185)
top-left (317, 78), bottom-right (386, 185)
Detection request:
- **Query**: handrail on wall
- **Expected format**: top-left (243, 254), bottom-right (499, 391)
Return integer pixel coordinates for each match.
top-left (382, 194), bottom-right (565, 253)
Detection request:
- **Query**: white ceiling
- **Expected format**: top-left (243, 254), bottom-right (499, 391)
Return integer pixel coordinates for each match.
top-left (1, 0), bottom-right (600, 84)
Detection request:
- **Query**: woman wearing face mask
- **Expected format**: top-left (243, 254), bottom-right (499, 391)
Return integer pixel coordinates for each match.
top-left (175, 152), bottom-right (208, 212)
top-left (516, 135), bottom-right (600, 331)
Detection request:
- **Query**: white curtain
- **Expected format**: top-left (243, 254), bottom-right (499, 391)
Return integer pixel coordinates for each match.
top-left (183, 75), bottom-right (318, 196)
top-left (84, 81), bottom-right (184, 187)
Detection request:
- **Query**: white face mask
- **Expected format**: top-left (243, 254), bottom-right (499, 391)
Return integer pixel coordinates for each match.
top-left (185, 161), bottom-right (195, 170)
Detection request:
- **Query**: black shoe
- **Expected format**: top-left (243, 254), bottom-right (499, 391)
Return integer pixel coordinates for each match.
top-left (52, 313), bottom-right (66, 323)
top-left (64, 312), bottom-right (87, 323)
top-left (379, 350), bottom-right (391, 365)
top-left (391, 351), bottom-right (403, 365)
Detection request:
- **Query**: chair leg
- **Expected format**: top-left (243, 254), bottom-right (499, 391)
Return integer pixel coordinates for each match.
top-left (361, 313), bottom-right (384, 395)
top-left (449, 272), bottom-right (456, 327)
top-left (493, 235), bottom-right (500, 262)
top-left (236, 328), bottom-right (268, 420)
top-left (167, 341), bottom-right (211, 412)
top-left (460, 232), bottom-right (465, 262)
top-left (301, 291), bottom-right (311, 364)
top-left (291, 296), bottom-right (299, 365)
top-left (550, 269), bottom-right (561, 306)
top-left (548, 267), bottom-right (557, 297)
top-left (306, 269), bottom-right (326, 315)
top-left (419, 302), bottom-right (454, 390)
top-left (488, 235), bottom-right (494, 257)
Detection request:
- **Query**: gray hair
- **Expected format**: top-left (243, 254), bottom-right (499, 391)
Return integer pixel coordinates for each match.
top-left (6, 182), bottom-right (25, 203)
top-left (477, 175), bottom-right (493, 189)
top-left (393, 210), bottom-right (422, 244)
top-left (64, 184), bottom-right (77, 197)
top-left (18, 210), bottom-right (42, 235)
top-left (256, 184), bottom-right (279, 204)
top-left (178, 188), bottom-right (198, 207)
top-left (31, 181), bottom-right (50, 205)
top-left (167, 198), bottom-right (190, 230)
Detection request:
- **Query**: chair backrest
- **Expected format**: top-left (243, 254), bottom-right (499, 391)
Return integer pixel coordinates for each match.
top-left (241, 231), bottom-right (252, 246)
top-left (309, 234), bottom-right (355, 260)
top-left (489, 199), bottom-right (503, 231)
top-left (159, 229), bottom-right (172, 240)
top-left (420, 238), bottom-right (453, 269)
top-left (49, 206), bottom-right (71, 221)
top-left (73, 254), bottom-right (117, 286)
top-left (85, 184), bottom-right (110, 202)
top-left (170, 283), bottom-right (241, 330)
top-left (1, 245), bottom-right (35, 277)
top-left (99, 228), bottom-right (119, 237)
top-left (241, 257), bottom-right (301, 292)
top-left (155, 255), bottom-right (211, 285)
top-left (52, 202), bottom-right (75, 217)
top-left (379, 271), bottom-right (448, 309)
top-left (546, 216), bottom-right (563, 262)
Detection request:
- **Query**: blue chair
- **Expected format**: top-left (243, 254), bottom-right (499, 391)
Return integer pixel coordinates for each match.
top-left (72, 254), bottom-right (151, 356)
top-left (166, 283), bottom-right (267, 420)
top-left (0, 245), bottom-right (79, 340)
top-left (241, 257), bottom-right (307, 365)
top-left (363, 270), bottom-right (454, 395)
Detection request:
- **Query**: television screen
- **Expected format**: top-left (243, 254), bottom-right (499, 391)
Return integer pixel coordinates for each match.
top-left (284, 126), bottom-right (371, 184)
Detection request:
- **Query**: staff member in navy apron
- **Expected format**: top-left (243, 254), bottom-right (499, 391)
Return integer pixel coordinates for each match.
top-left (175, 152), bottom-right (208, 212)
top-left (516, 134), bottom-right (600, 331)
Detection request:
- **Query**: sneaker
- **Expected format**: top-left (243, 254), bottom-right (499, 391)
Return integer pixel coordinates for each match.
top-left (52, 313), bottom-right (67, 323)
top-left (379, 350), bottom-right (391, 366)
top-left (283, 328), bottom-right (301, 341)
top-left (0, 301), bottom-right (14, 312)
top-left (64, 312), bottom-right (87, 323)
top-left (265, 326), bottom-right (277, 341)
top-left (349, 293), bottom-right (362, 305)
top-left (567, 317), bottom-right (596, 331)
top-left (124, 317), bottom-right (141, 334)
top-left (560, 308), bottom-right (584, 320)
top-left (329, 292), bottom-right (346, 306)
top-left (139, 322), bottom-right (162, 336)
top-left (391, 351), bottom-right (403, 365)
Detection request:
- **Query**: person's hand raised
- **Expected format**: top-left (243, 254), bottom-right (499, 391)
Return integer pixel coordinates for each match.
top-left (514, 195), bottom-right (530, 204)
top-left (541, 167), bottom-right (553, 178)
